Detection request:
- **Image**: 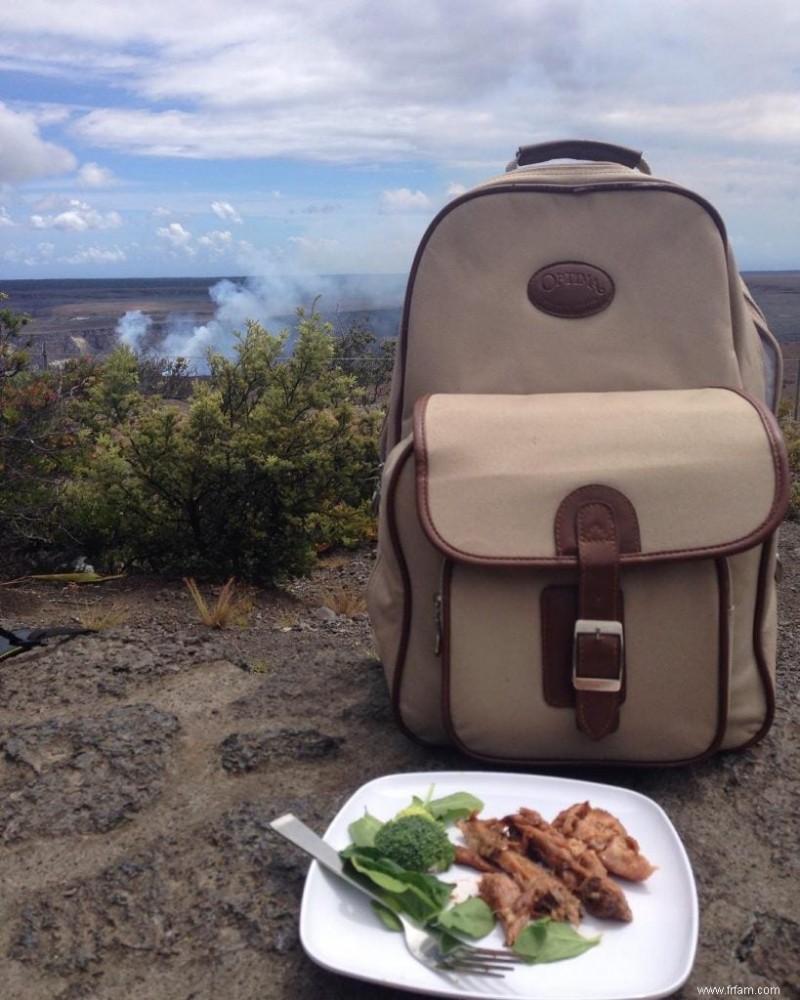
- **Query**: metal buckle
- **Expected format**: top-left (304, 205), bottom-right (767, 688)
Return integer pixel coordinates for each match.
top-left (572, 619), bottom-right (624, 693)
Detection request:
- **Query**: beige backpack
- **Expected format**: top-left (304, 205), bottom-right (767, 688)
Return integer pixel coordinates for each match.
top-left (367, 140), bottom-right (790, 766)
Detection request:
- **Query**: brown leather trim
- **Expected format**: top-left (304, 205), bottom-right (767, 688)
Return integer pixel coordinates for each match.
top-left (571, 502), bottom-right (624, 740)
top-left (541, 585), bottom-right (627, 707)
top-left (391, 180), bottom-right (730, 450)
top-left (555, 485), bottom-right (641, 557)
top-left (722, 389), bottom-right (791, 541)
top-left (730, 541), bottom-right (776, 752)
top-left (383, 438), bottom-right (437, 745)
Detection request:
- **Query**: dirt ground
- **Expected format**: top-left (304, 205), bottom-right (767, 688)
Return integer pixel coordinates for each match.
top-left (0, 533), bottom-right (798, 1000)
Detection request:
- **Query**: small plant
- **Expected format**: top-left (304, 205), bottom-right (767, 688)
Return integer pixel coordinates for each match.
top-left (779, 401), bottom-right (800, 520)
top-left (248, 661), bottom-right (271, 674)
top-left (76, 599), bottom-right (132, 631)
top-left (184, 577), bottom-right (253, 629)
top-left (321, 585), bottom-right (366, 619)
top-left (273, 609), bottom-right (300, 631)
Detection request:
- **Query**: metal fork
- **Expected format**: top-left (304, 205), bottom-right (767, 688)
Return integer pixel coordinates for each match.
top-left (270, 812), bottom-right (523, 977)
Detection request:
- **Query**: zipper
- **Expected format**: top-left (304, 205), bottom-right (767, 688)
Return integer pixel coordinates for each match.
top-left (433, 559), bottom-right (449, 656)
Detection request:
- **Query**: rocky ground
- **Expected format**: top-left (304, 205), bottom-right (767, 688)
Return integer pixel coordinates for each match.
top-left (0, 534), bottom-right (798, 1000)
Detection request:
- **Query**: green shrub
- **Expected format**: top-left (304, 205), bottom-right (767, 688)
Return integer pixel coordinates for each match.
top-left (1, 295), bottom-right (98, 566)
top-left (60, 309), bottom-right (382, 584)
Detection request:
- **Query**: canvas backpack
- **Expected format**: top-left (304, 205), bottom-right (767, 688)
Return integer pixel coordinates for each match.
top-left (367, 139), bottom-right (790, 767)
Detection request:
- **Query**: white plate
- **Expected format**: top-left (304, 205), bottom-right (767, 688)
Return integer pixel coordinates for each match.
top-left (298, 771), bottom-right (698, 999)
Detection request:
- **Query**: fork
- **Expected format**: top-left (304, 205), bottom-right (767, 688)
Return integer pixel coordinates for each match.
top-left (270, 812), bottom-right (524, 977)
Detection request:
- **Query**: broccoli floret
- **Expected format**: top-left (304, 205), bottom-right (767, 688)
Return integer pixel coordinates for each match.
top-left (373, 813), bottom-right (456, 873)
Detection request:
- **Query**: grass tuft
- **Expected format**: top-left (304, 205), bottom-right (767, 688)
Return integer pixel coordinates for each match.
top-left (184, 577), bottom-right (254, 629)
top-left (320, 585), bottom-right (366, 619)
top-left (75, 599), bottom-right (132, 631)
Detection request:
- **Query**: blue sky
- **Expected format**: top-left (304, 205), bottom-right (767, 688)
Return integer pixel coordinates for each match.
top-left (1, 0), bottom-right (799, 280)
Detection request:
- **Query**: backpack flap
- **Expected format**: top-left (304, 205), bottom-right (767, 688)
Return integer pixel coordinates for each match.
top-left (413, 389), bottom-right (788, 761)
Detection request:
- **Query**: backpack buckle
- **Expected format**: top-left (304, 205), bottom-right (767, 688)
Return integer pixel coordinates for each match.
top-left (572, 619), bottom-right (624, 692)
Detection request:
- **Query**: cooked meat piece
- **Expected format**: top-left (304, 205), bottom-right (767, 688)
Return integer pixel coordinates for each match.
top-left (457, 812), bottom-right (513, 858)
top-left (456, 812), bottom-right (583, 927)
top-left (453, 844), bottom-right (496, 872)
top-left (576, 875), bottom-right (632, 922)
top-left (552, 802), bottom-right (656, 882)
top-left (479, 871), bottom-right (582, 944)
top-left (506, 807), bottom-right (608, 884)
top-left (506, 808), bottom-right (633, 923)
top-left (457, 803), bottom-right (648, 927)
top-left (479, 873), bottom-right (532, 945)
top-left (493, 853), bottom-right (583, 926)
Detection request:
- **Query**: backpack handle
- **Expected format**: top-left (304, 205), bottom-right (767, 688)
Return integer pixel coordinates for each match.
top-left (507, 140), bottom-right (651, 175)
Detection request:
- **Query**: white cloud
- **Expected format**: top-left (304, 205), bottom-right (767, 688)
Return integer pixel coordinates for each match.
top-left (30, 199), bottom-right (123, 231)
top-left (380, 189), bottom-right (432, 213)
top-left (76, 162), bottom-right (117, 187)
top-left (603, 92), bottom-right (800, 146)
top-left (2, 1), bottom-right (800, 275)
top-left (197, 229), bottom-right (244, 259)
top-left (62, 245), bottom-right (127, 265)
top-left (0, 101), bottom-right (76, 183)
top-left (0, 207), bottom-right (14, 227)
top-left (211, 201), bottom-right (242, 224)
top-left (157, 221), bottom-right (194, 253)
top-left (5, 1), bottom-right (797, 170)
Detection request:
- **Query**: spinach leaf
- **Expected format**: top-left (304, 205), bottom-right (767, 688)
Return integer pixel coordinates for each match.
top-left (512, 918), bottom-right (601, 963)
top-left (435, 897), bottom-right (496, 940)
top-left (342, 847), bottom-right (454, 923)
top-left (424, 792), bottom-right (484, 825)
top-left (348, 811), bottom-right (383, 847)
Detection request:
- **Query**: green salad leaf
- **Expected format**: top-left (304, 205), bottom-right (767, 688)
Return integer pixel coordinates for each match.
top-left (422, 791), bottom-right (484, 825)
top-left (342, 846), bottom-right (454, 924)
top-left (347, 811), bottom-right (383, 848)
top-left (512, 918), bottom-right (601, 963)
top-left (435, 896), bottom-right (496, 940)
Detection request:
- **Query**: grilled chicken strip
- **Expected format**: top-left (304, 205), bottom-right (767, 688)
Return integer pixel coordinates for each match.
top-left (456, 813), bottom-right (583, 926)
top-left (552, 802), bottom-right (656, 882)
top-left (479, 871), bottom-right (581, 945)
top-left (506, 808), bottom-right (632, 923)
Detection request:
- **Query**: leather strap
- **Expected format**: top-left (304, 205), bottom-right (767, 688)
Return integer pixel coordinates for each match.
top-left (573, 501), bottom-right (624, 740)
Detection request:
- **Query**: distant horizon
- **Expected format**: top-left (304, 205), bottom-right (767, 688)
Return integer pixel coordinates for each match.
top-left (2, 271), bottom-right (409, 287)
top-left (4, 267), bottom-right (799, 287)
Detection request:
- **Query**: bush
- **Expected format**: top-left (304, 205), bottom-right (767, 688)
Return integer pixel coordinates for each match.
top-left (60, 309), bottom-right (382, 584)
top-left (1, 294), bottom-right (97, 567)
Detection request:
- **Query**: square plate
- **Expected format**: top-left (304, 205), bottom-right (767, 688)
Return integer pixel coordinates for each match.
top-left (299, 770), bottom-right (698, 999)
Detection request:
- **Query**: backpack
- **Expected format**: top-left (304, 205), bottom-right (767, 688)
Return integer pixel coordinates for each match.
top-left (367, 139), bottom-right (790, 767)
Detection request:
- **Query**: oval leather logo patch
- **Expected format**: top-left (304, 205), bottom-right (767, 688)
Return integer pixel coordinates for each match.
top-left (527, 261), bottom-right (614, 318)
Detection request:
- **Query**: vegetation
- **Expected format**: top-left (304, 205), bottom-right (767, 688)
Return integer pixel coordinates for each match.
top-left (1, 296), bottom-right (96, 563)
top-left (183, 577), bottom-right (254, 629)
top-left (1, 296), bottom-right (390, 584)
top-left (779, 400), bottom-right (800, 519)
